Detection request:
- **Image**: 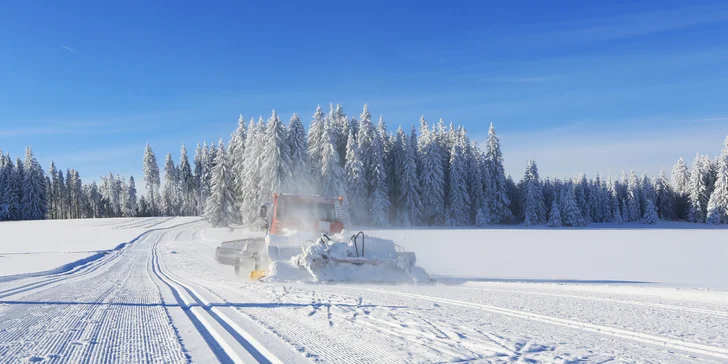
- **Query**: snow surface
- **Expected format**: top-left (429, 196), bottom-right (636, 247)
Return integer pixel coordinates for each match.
top-left (365, 222), bottom-right (728, 289)
top-left (1, 219), bottom-right (727, 363)
top-left (0, 217), bottom-right (199, 276)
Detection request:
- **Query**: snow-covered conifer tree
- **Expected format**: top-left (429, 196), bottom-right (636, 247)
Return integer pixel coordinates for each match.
top-left (47, 161), bottom-right (58, 219)
top-left (259, 110), bottom-right (292, 201)
top-left (377, 116), bottom-right (396, 221)
top-left (626, 171), bottom-right (641, 222)
top-left (208, 142), bottom-right (218, 171)
top-left (446, 142), bottom-right (470, 226)
top-left (642, 199), bottom-right (659, 225)
top-left (640, 174), bottom-right (655, 216)
top-left (334, 104), bottom-right (349, 166)
top-left (357, 104), bottom-right (390, 226)
top-left (193, 143), bottom-right (204, 214)
top-left (178, 144), bottom-right (195, 216)
top-left (162, 153), bottom-right (180, 216)
top-left (671, 157), bottom-right (690, 219)
top-left (543, 177), bottom-right (554, 216)
top-left (573, 175), bottom-right (592, 223)
top-left (287, 113), bottom-right (311, 194)
top-left (505, 175), bottom-right (521, 221)
top-left (320, 120), bottom-right (347, 205)
top-left (410, 125), bottom-right (420, 175)
top-left (418, 122), bottom-right (446, 225)
top-left (671, 158), bottom-right (690, 194)
top-left (125, 176), bottom-right (138, 217)
top-left (519, 160), bottom-right (547, 226)
top-left (484, 123), bottom-right (512, 223)
top-left (240, 118), bottom-right (267, 225)
top-left (198, 142), bottom-right (212, 214)
top-left (547, 200), bottom-right (562, 227)
top-left (396, 127), bottom-right (422, 226)
top-left (205, 140), bottom-right (237, 227)
top-left (707, 137), bottom-right (728, 224)
top-left (465, 141), bottom-right (485, 223)
top-left (653, 169), bottom-right (674, 220)
top-left (608, 178), bottom-right (623, 224)
top-left (345, 129), bottom-right (367, 225)
top-left (228, 115), bottom-right (247, 217)
top-left (21, 147), bottom-right (47, 220)
top-left (688, 155), bottom-right (711, 223)
top-left (307, 105), bottom-right (326, 187)
top-left (1, 157), bottom-right (20, 220)
top-left (143, 144), bottom-right (161, 215)
top-left (560, 183), bottom-right (585, 227)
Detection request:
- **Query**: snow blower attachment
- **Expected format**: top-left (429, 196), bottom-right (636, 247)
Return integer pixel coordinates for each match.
top-left (265, 232), bottom-right (429, 283)
top-left (217, 193), bottom-right (429, 283)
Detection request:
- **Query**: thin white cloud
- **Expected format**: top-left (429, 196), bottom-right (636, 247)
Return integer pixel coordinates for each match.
top-left (61, 44), bottom-right (77, 53)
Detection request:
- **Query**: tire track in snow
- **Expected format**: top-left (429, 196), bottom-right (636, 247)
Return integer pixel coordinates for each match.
top-left (366, 288), bottom-right (728, 361)
top-left (151, 234), bottom-right (281, 364)
top-left (0, 230), bottom-right (188, 363)
top-left (460, 286), bottom-right (728, 318)
top-left (0, 218), bottom-right (202, 300)
top-left (171, 241), bottom-right (501, 363)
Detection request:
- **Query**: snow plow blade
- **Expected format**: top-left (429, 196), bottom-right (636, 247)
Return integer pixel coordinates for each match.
top-left (249, 270), bottom-right (266, 280)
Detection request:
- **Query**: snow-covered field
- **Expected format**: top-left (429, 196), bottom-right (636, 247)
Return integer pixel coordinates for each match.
top-left (366, 222), bottom-right (728, 289)
top-left (0, 217), bottom-right (199, 276)
top-left (1, 218), bottom-right (727, 363)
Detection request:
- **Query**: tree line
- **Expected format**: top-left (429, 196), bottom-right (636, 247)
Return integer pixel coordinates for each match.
top-left (0, 147), bottom-right (140, 221)
top-left (2, 104), bottom-right (727, 227)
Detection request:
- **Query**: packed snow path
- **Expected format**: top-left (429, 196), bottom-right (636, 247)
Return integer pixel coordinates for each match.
top-left (1, 220), bottom-right (727, 363)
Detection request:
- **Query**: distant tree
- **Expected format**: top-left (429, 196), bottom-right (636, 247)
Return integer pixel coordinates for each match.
top-left (519, 160), bottom-right (546, 226)
top-left (626, 171), bottom-right (641, 222)
top-left (320, 119), bottom-right (348, 204)
top-left (162, 153), bottom-right (180, 216)
top-left (178, 144), bottom-right (195, 216)
top-left (259, 110), bottom-right (292, 200)
top-left (307, 105), bottom-right (326, 189)
top-left (21, 147), bottom-right (47, 220)
top-left (484, 123), bottom-right (512, 223)
top-left (707, 137), bottom-right (728, 224)
top-left (228, 115), bottom-right (247, 212)
top-left (287, 113), bottom-right (311, 194)
top-left (688, 155), bottom-right (712, 223)
top-left (345, 129), bottom-right (367, 225)
top-left (240, 118), bottom-right (267, 225)
top-left (445, 142), bottom-right (470, 226)
top-left (547, 200), bottom-right (562, 227)
top-left (205, 140), bottom-right (237, 227)
top-left (670, 158), bottom-right (690, 220)
top-left (143, 144), bottom-right (161, 215)
top-left (419, 123), bottom-right (445, 225)
top-left (395, 127), bottom-right (423, 226)
top-left (125, 176), bottom-right (138, 217)
top-left (357, 104), bottom-right (390, 226)
top-left (653, 169), bottom-right (674, 220)
top-left (560, 183), bottom-right (585, 227)
top-left (642, 199), bottom-right (659, 225)
top-left (608, 178), bottom-right (623, 224)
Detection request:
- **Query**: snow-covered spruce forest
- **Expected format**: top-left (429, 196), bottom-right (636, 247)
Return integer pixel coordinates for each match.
top-left (2, 104), bottom-right (728, 226)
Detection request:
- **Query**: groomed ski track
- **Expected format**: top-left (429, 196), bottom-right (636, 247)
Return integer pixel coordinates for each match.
top-left (1, 218), bottom-right (727, 363)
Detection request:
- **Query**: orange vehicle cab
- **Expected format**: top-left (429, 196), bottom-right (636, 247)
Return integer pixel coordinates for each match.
top-left (266, 194), bottom-right (344, 235)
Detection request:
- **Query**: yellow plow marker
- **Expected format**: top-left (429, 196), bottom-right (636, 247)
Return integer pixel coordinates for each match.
top-left (249, 270), bottom-right (266, 280)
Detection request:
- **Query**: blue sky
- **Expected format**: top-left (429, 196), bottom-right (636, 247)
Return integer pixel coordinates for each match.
top-left (1, 0), bottom-right (728, 185)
